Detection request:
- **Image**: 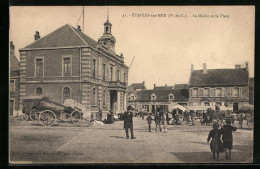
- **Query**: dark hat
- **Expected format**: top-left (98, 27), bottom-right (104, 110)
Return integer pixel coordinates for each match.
top-left (213, 122), bottom-right (219, 129)
top-left (225, 118), bottom-right (231, 125)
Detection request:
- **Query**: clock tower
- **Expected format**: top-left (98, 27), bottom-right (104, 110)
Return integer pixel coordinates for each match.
top-left (98, 11), bottom-right (116, 52)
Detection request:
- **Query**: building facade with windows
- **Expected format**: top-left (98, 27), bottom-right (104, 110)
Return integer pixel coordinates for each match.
top-left (128, 84), bottom-right (189, 113)
top-left (187, 63), bottom-right (250, 112)
top-left (10, 41), bottom-right (20, 117)
top-left (19, 18), bottom-right (128, 117)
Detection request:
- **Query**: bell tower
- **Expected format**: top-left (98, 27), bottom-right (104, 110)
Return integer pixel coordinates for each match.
top-left (98, 9), bottom-right (116, 52)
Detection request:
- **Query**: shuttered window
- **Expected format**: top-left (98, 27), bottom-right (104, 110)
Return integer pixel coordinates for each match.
top-left (36, 58), bottom-right (43, 77)
top-left (198, 88), bottom-right (203, 97)
top-left (63, 58), bottom-right (71, 76)
top-left (204, 88), bottom-right (209, 97)
top-left (216, 88), bottom-right (221, 97)
top-left (221, 88), bottom-right (225, 97)
top-left (193, 88), bottom-right (198, 97)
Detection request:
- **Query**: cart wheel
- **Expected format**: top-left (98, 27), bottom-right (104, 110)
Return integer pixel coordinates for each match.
top-left (70, 110), bottom-right (81, 123)
top-left (39, 110), bottom-right (56, 126)
top-left (21, 114), bottom-right (29, 121)
top-left (29, 109), bottom-right (38, 121)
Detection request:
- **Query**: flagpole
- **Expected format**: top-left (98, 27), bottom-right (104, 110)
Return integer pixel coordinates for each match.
top-left (129, 56), bottom-right (135, 69)
top-left (83, 6), bottom-right (84, 33)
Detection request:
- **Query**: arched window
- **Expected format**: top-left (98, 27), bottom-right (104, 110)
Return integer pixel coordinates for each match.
top-left (36, 87), bottom-right (43, 96)
top-left (92, 88), bottom-right (97, 105)
top-left (63, 87), bottom-right (70, 103)
top-left (216, 102), bottom-right (222, 106)
top-left (102, 90), bottom-right (106, 106)
top-left (204, 102), bottom-right (210, 106)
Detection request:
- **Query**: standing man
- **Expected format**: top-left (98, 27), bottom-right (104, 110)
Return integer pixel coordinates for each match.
top-left (123, 106), bottom-right (136, 139)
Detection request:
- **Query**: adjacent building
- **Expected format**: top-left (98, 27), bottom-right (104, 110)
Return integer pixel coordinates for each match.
top-left (19, 17), bottom-right (128, 118)
top-left (128, 83), bottom-right (189, 113)
top-left (187, 63), bottom-right (250, 112)
top-left (10, 41), bottom-right (20, 117)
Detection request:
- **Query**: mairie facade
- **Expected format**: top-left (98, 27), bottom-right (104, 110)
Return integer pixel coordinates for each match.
top-left (187, 63), bottom-right (250, 112)
top-left (19, 18), bottom-right (128, 118)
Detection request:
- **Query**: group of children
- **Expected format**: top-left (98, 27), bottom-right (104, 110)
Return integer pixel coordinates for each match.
top-left (207, 118), bottom-right (237, 161)
top-left (146, 108), bottom-right (168, 133)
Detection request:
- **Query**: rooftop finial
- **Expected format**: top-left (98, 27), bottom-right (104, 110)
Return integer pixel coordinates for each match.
top-left (107, 8), bottom-right (109, 21)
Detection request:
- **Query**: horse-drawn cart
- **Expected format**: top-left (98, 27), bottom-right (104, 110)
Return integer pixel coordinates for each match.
top-left (22, 96), bottom-right (82, 126)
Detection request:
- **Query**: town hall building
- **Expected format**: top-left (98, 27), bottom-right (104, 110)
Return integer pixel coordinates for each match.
top-left (19, 17), bottom-right (129, 118)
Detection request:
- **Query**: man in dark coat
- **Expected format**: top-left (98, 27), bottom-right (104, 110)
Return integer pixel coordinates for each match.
top-left (220, 118), bottom-right (237, 160)
top-left (123, 106), bottom-right (136, 139)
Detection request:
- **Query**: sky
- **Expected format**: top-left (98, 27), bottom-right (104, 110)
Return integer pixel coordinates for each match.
top-left (10, 6), bottom-right (255, 89)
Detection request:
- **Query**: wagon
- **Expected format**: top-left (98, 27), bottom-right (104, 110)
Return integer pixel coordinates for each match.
top-left (22, 96), bottom-right (82, 126)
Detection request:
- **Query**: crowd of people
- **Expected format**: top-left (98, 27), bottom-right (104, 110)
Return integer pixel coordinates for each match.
top-left (120, 105), bottom-right (251, 161)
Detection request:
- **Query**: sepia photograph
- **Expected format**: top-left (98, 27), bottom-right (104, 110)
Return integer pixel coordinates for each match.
top-left (9, 6), bottom-right (254, 164)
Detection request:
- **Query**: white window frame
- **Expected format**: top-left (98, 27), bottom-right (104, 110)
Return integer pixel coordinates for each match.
top-left (204, 88), bottom-right (210, 97)
top-left (168, 93), bottom-right (174, 100)
top-left (62, 56), bottom-right (72, 77)
top-left (151, 93), bottom-right (156, 101)
top-left (35, 57), bottom-right (44, 77)
top-left (193, 88), bottom-right (198, 97)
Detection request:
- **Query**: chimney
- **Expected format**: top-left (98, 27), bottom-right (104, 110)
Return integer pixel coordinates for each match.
top-left (143, 81), bottom-right (145, 84)
top-left (245, 62), bottom-right (248, 71)
top-left (34, 31), bottom-right (40, 41)
top-left (203, 63), bottom-right (207, 74)
top-left (165, 84), bottom-right (167, 86)
top-left (235, 64), bottom-right (241, 69)
top-left (154, 84), bottom-right (156, 89)
top-left (77, 25), bottom-right (81, 31)
top-left (191, 64), bottom-right (194, 72)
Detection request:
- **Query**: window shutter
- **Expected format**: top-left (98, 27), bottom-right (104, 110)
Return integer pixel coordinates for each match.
top-left (221, 88), bottom-right (225, 97)
top-left (198, 88), bottom-right (203, 97)
top-left (231, 88), bottom-right (233, 97)
top-left (239, 87), bottom-right (242, 97)
top-left (209, 88), bottom-right (213, 97)
top-left (189, 88), bottom-right (193, 97)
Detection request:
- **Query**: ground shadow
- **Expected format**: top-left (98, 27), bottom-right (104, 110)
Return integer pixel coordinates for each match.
top-left (109, 136), bottom-right (125, 139)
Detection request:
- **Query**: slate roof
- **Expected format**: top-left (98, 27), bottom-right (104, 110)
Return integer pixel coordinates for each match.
top-left (24, 24), bottom-right (98, 49)
top-left (190, 68), bottom-right (249, 87)
top-left (154, 86), bottom-right (174, 90)
top-left (174, 84), bottom-right (189, 90)
top-left (132, 87), bottom-right (189, 102)
top-left (128, 82), bottom-right (146, 91)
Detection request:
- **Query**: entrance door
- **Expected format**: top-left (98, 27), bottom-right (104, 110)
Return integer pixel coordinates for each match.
top-left (233, 102), bottom-right (238, 113)
top-left (152, 105), bottom-right (155, 114)
top-left (10, 100), bottom-right (14, 116)
top-left (110, 90), bottom-right (117, 112)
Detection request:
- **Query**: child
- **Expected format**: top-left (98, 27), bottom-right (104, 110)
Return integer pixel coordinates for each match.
top-left (207, 122), bottom-right (222, 160)
top-left (162, 112), bottom-right (167, 133)
top-left (155, 111), bottom-right (161, 132)
top-left (146, 113), bottom-right (152, 132)
top-left (220, 118), bottom-right (237, 160)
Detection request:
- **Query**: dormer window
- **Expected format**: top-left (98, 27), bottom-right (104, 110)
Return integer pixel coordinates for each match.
top-left (168, 93), bottom-right (174, 100)
top-left (129, 93), bottom-right (135, 101)
top-left (151, 93), bottom-right (156, 101)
